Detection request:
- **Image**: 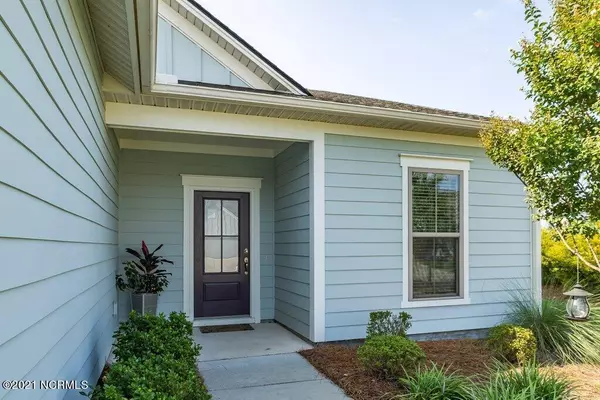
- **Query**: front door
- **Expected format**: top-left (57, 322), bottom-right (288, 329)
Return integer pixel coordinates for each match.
top-left (194, 191), bottom-right (250, 318)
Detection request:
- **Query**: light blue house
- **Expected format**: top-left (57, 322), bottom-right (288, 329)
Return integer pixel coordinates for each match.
top-left (0, 0), bottom-right (541, 397)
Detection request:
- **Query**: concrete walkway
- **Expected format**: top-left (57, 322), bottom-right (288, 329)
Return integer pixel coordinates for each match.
top-left (195, 323), bottom-right (349, 400)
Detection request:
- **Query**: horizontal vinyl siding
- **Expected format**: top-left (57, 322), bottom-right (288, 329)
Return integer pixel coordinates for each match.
top-left (324, 134), bottom-right (531, 341)
top-left (118, 150), bottom-right (275, 320)
top-left (274, 143), bottom-right (311, 338)
top-left (0, 1), bottom-right (118, 399)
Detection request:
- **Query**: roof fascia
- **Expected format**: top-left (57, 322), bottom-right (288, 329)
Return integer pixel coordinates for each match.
top-left (151, 82), bottom-right (484, 133)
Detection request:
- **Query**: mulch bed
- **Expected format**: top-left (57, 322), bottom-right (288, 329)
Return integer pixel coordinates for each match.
top-left (301, 339), bottom-right (600, 400)
top-left (300, 344), bottom-right (398, 400)
top-left (300, 339), bottom-right (493, 400)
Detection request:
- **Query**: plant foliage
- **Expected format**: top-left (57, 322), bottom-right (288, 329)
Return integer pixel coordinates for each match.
top-left (479, 0), bottom-right (600, 273)
top-left (487, 324), bottom-right (537, 365)
top-left (542, 228), bottom-right (600, 291)
top-left (476, 362), bottom-right (574, 400)
top-left (397, 364), bottom-right (473, 400)
top-left (116, 241), bottom-right (173, 294)
top-left (507, 292), bottom-right (600, 364)
top-left (357, 335), bottom-right (425, 379)
top-left (89, 312), bottom-right (210, 399)
top-left (366, 310), bottom-right (413, 339)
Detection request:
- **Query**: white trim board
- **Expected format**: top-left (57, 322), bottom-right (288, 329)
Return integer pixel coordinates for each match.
top-left (182, 175), bottom-right (262, 324)
top-left (105, 102), bottom-right (483, 148)
top-left (400, 154), bottom-right (471, 309)
top-left (158, 3), bottom-right (271, 91)
top-left (310, 137), bottom-right (325, 342)
top-left (531, 217), bottom-right (542, 305)
top-left (119, 138), bottom-right (277, 158)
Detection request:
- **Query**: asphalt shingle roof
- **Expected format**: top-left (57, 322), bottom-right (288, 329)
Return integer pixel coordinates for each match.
top-left (309, 90), bottom-right (487, 121)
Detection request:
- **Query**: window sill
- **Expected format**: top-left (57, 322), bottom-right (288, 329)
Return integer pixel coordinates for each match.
top-left (401, 297), bottom-right (471, 309)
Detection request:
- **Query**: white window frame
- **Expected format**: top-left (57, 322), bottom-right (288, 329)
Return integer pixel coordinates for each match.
top-left (400, 154), bottom-right (472, 308)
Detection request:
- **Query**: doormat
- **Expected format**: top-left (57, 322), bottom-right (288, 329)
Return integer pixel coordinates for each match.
top-left (199, 324), bottom-right (254, 334)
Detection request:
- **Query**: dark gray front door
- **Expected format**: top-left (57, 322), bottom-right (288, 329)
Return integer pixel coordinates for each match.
top-left (194, 191), bottom-right (250, 318)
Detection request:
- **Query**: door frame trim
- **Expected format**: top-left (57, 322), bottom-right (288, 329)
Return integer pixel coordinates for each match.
top-left (182, 175), bottom-right (262, 325)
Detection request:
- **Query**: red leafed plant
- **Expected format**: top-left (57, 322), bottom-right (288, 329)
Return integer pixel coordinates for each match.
top-left (116, 241), bottom-right (173, 294)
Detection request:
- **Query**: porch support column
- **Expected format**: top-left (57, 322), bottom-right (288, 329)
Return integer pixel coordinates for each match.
top-left (309, 133), bottom-right (326, 342)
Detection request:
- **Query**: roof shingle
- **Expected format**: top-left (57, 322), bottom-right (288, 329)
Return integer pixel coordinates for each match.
top-left (309, 90), bottom-right (487, 121)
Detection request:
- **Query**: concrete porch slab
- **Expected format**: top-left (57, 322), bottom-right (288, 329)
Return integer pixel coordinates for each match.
top-left (199, 353), bottom-right (321, 390)
top-left (194, 322), bottom-right (311, 361)
top-left (208, 379), bottom-right (348, 400)
top-left (195, 322), bottom-right (349, 399)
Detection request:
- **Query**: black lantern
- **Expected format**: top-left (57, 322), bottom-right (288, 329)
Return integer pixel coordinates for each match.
top-left (563, 283), bottom-right (592, 321)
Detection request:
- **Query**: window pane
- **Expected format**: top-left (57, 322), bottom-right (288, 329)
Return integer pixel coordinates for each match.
top-left (222, 237), bottom-right (239, 272)
top-left (412, 172), bottom-right (437, 232)
top-left (222, 200), bottom-right (239, 236)
top-left (204, 200), bottom-right (221, 235)
top-left (412, 237), bottom-right (459, 298)
top-left (411, 171), bottom-right (460, 233)
top-left (204, 237), bottom-right (221, 273)
top-left (436, 174), bottom-right (460, 233)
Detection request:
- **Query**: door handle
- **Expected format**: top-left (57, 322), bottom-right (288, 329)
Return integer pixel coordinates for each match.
top-left (243, 248), bottom-right (249, 275)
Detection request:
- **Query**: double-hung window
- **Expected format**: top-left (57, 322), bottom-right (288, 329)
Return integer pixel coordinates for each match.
top-left (401, 155), bottom-right (471, 307)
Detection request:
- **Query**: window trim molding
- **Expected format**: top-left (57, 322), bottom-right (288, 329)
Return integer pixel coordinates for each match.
top-left (400, 154), bottom-right (471, 308)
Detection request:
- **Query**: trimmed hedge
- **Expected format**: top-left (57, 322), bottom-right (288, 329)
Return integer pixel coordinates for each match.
top-left (487, 324), bottom-right (537, 365)
top-left (91, 312), bottom-right (210, 400)
top-left (357, 335), bottom-right (425, 378)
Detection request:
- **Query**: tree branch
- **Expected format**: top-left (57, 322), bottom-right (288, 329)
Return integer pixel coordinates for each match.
top-left (584, 237), bottom-right (600, 270)
top-left (552, 226), bottom-right (600, 273)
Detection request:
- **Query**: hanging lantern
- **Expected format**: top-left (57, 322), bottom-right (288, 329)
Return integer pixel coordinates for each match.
top-left (563, 284), bottom-right (592, 321)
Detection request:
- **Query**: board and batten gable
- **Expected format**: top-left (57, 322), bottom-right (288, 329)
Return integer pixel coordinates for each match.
top-left (0, 1), bottom-right (119, 398)
top-left (324, 134), bottom-right (532, 341)
top-left (118, 149), bottom-right (275, 320)
top-left (156, 15), bottom-right (249, 88)
top-left (274, 143), bottom-right (311, 339)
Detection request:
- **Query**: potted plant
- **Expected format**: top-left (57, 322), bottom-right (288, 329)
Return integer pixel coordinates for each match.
top-left (116, 241), bottom-right (173, 315)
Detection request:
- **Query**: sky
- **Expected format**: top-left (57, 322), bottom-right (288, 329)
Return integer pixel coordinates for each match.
top-left (198, 0), bottom-right (552, 119)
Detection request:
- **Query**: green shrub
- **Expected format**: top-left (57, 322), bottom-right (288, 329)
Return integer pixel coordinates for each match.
top-left (487, 324), bottom-right (537, 365)
top-left (91, 312), bottom-right (210, 399)
top-left (94, 355), bottom-right (210, 400)
top-left (476, 362), bottom-right (574, 400)
top-left (366, 310), bottom-right (412, 339)
top-left (113, 311), bottom-right (200, 362)
top-left (507, 292), bottom-right (600, 364)
top-left (397, 364), bottom-right (473, 400)
top-left (357, 335), bottom-right (425, 378)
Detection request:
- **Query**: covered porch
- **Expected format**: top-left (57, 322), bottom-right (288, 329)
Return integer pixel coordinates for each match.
top-left (109, 108), bottom-right (325, 342)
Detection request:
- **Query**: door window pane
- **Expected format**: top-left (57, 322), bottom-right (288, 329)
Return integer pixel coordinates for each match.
top-left (203, 198), bottom-right (241, 274)
top-left (204, 200), bottom-right (221, 235)
top-left (222, 237), bottom-right (239, 272)
top-left (204, 237), bottom-right (221, 273)
top-left (222, 200), bottom-right (239, 236)
top-left (412, 237), bottom-right (459, 298)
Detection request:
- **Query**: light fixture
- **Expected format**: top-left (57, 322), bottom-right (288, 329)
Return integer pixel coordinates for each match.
top-left (563, 283), bottom-right (592, 321)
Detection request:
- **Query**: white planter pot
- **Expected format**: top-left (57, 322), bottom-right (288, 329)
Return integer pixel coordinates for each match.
top-left (131, 293), bottom-right (158, 315)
